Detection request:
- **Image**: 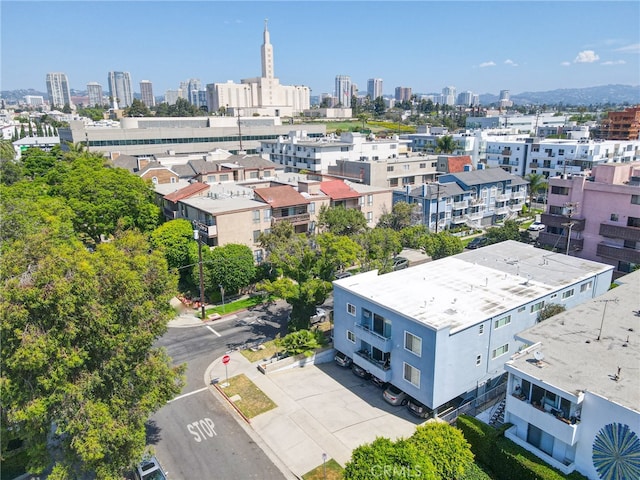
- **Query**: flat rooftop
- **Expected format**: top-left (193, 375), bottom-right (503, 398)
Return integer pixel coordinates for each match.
top-left (334, 241), bottom-right (613, 333)
top-left (508, 270), bottom-right (639, 412)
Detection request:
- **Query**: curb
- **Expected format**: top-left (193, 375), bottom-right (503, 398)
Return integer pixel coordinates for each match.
top-left (212, 382), bottom-right (252, 424)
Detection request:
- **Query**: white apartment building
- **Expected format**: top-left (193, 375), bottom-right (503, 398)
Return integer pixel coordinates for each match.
top-left (86, 82), bottom-right (104, 107)
top-left (485, 137), bottom-right (640, 178)
top-left (140, 80), bottom-right (155, 107)
top-left (107, 71), bottom-right (133, 108)
top-left (367, 78), bottom-right (383, 99)
top-left (259, 131), bottom-right (406, 175)
top-left (503, 269), bottom-right (639, 479)
top-left (46, 72), bottom-right (72, 108)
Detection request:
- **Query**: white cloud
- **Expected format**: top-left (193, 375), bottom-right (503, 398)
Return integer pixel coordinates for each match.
top-left (614, 43), bottom-right (640, 53)
top-left (479, 61), bottom-right (496, 68)
top-left (601, 60), bottom-right (626, 65)
top-left (561, 61), bottom-right (571, 67)
top-left (504, 59), bottom-right (518, 67)
top-left (574, 50), bottom-right (600, 63)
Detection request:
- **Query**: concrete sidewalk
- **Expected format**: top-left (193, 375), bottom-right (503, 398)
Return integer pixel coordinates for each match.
top-left (205, 351), bottom-right (421, 479)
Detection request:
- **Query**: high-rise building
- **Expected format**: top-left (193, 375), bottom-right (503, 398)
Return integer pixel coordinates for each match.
top-left (335, 75), bottom-right (352, 107)
top-left (46, 72), bottom-right (72, 108)
top-left (499, 89), bottom-right (513, 108)
top-left (86, 82), bottom-right (104, 107)
top-left (442, 86), bottom-right (456, 106)
top-left (395, 86), bottom-right (412, 102)
top-left (107, 71), bottom-right (133, 108)
top-left (457, 91), bottom-right (473, 106)
top-left (367, 78), bottom-right (383, 99)
top-left (140, 80), bottom-right (155, 107)
top-left (181, 78), bottom-right (202, 106)
top-left (164, 89), bottom-right (182, 105)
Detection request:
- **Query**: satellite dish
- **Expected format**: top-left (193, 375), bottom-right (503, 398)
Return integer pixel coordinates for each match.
top-left (534, 351), bottom-right (545, 361)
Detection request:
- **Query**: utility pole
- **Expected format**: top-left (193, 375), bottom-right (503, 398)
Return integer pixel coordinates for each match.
top-left (193, 223), bottom-right (207, 320)
top-left (435, 183), bottom-right (441, 233)
top-left (237, 109), bottom-right (243, 152)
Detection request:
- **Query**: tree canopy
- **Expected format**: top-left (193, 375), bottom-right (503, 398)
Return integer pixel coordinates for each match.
top-left (199, 243), bottom-right (256, 297)
top-left (377, 202), bottom-right (415, 231)
top-left (317, 205), bottom-right (367, 236)
top-left (124, 98), bottom-right (152, 117)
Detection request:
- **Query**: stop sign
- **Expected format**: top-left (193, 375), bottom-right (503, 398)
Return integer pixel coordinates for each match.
top-left (222, 355), bottom-right (230, 365)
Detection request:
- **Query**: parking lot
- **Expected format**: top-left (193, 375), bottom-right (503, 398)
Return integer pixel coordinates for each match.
top-left (212, 354), bottom-right (424, 477)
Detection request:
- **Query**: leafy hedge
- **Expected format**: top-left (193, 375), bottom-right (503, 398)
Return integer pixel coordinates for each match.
top-left (457, 415), bottom-right (587, 480)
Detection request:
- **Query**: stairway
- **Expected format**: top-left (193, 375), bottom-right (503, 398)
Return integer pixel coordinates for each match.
top-left (489, 398), bottom-right (506, 427)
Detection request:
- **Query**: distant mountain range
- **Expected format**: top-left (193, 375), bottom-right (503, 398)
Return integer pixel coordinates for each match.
top-left (477, 84), bottom-right (640, 106)
top-left (4, 84), bottom-right (639, 107)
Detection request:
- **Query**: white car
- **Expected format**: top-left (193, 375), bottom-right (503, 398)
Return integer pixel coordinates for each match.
top-left (135, 456), bottom-right (167, 480)
top-left (528, 221), bottom-right (546, 231)
top-left (310, 307), bottom-right (328, 324)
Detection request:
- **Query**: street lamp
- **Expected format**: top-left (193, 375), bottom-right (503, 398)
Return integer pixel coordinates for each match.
top-left (193, 226), bottom-right (207, 320)
top-left (322, 453), bottom-right (327, 480)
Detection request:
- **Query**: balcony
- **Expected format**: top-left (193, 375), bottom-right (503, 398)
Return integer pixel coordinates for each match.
top-left (466, 211), bottom-right (484, 220)
top-left (506, 395), bottom-right (578, 446)
top-left (453, 201), bottom-right (467, 209)
top-left (497, 194), bottom-right (510, 201)
top-left (451, 214), bottom-right (467, 225)
top-left (537, 232), bottom-right (583, 251)
top-left (502, 149), bottom-right (512, 156)
top-left (505, 426), bottom-right (575, 475)
top-left (599, 223), bottom-right (640, 242)
top-left (494, 206), bottom-right (510, 215)
top-left (272, 213), bottom-right (310, 225)
top-left (541, 214), bottom-right (585, 232)
top-left (529, 162), bottom-right (539, 168)
top-left (353, 324), bottom-right (392, 352)
top-left (597, 243), bottom-right (640, 264)
top-left (163, 207), bottom-right (178, 220)
top-left (353, 350), bottom-right (392, 382)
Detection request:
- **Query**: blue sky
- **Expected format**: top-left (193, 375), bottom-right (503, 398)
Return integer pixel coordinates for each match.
top-left (2, 1), bottom-right (639, 97)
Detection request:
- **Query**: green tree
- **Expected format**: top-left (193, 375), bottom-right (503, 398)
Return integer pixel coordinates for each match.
top-left (48, 154), bottom-right (161, 244)
top-left (0, 230), bottom-right (185, 478)
top-left (525, 173), bottom-right (548, 206)
top-left (62, 103), bottom-right (72, 114)
top-left (317, 205), bottom-right (367, 236)
top-left (436, 135), bottom-right (458, 154)
top-left (315, 232), bottom-right (363, 279)
top-left (21, 147), bottom-right (59, 179)
top-left (278, 329), bottom-right (324, 357)
top-left (150, 219), bottom-right (198, 287)
top-left (153, 102), bottom-right (170, 116)
top-left (373, 96), bottom-right (386, 116)
top-left (357, 112), bottom-right (369, 130)
top-left (376, 202), bottom-right (414, 231)
top-left (537, 303), bottom-right (566, 322)
top-left (357, 228), bottom-right (402, 273)
top-left (484, 220), bottom-right (522, 245)
top-left (0, 139), bottom-right (15, 161)
top-left (409, 423), bottom-right (474, 479)
top-left (201, 243), bottom-right (256, 297)
top-left (399, 224), bottom-right (429, 249)
top-left (124, 98), bottom-right (152, 117)
top-left (422, 231), bottom-right (464, 260)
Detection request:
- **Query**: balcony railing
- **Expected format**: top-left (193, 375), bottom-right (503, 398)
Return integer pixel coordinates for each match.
top-left (502, 149), bottom-right (512, 156)
top-left (353, 350), bottom-right (392, 382)
top-left (494, 206), bottom-right (510, 214)
top-left (353, 324), bottom-right (392, 352)
top-left (497, 194), bottom-right (510, 201)
top-left (272, 213), bottom-right (310, 225)
top-left (599, 223), bottom-right (640, 241)
top-left (453, 201), bottom-right (467, 209)
top-left (541, 214), bottom-right (585, 232)
top-left (465, 211), bottom-right (484, 220)
top-left (537, 232), bottom-right (584, 251)
top-left (163, 207), bottom-right (178, 220)
top-left (597, 243), bottom-right (640, 264)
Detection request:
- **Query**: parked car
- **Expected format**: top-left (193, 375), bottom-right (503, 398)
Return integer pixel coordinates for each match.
top-left (527, 221), bottom-right (546, 231)
top-left (382, 384), bottom-right (409, 406)
top-left (407, 398), bottom-right (434, 419)
top-left (334, 351), bottom-right (352, 368)
top-left (392, 256), bottom-right (409, 271)
top-left (352, 364), bottom-right (371, 379)
top-left (466, 237), bottom-right (488, 250)
top-left (310, 307), bottom-right (329, 324)
top-left (134, 456), bottom-right (167, 480)
top-left (370, 375), bottom-right (388, 388)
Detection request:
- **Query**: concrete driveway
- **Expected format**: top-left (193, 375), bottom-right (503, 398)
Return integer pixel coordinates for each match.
top-left (209, 353), bottom-right (423, 477)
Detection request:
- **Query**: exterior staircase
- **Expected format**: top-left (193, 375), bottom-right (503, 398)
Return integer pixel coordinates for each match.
top-left (489, 398), bottom-right (506, 427)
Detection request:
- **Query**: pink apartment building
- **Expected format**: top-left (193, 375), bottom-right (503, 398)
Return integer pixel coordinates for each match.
top-left (538, 162), bottom-right (640, 278)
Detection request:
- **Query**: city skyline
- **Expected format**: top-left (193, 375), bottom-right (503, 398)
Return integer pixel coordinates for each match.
top-left (2, 1), bottom-right (639, 98)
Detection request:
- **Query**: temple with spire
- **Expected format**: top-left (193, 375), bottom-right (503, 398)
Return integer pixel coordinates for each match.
top-left (206, 20), bottom-right (310, 116)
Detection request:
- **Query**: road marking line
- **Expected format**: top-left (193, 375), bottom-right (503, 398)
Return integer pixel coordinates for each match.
top-left (168, 387), bottom-right (209, 403)
top-left (206, 325), bottom-right (221, 337)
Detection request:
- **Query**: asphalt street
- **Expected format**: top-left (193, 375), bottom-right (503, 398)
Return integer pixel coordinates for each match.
top-left (147, 300), bottom-right (290, 479)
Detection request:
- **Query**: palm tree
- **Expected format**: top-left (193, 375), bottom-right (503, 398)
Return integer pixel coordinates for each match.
top-left (357, 113), bottom-right (369, 130)
top-left (436, 135), bottom-right (457, 154)
top-left (525, 173), bottom-right (548, 206)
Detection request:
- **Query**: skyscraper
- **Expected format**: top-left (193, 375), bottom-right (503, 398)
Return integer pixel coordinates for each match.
top-left (46, 72), bottom-right (72, 108)
top-left (395, 86), bottom-right (412, 102)
top-left (107, 71), bottom-right (133, 108)
top-left (86, 82), bottom-right (104, 107)
top-left (367, 78), bottom-right (383, 100)
top-left (140, 80), bottom-right (155, 107)
top-left (335, 75), bottom-right (351, 107)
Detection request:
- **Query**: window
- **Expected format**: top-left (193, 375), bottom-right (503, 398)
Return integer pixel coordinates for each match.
top-left (170, 177), bottom-right (176, 184)
top-left (518, 306), bottom-right (526, 312)
top-left (479, 324), bottom-right (484, 335)
top-left (220, 174), bottom-right (229, 181)
top-left (253, 210), bottom-right (260, 223)
top-left (419, 163), bottom-right (426, 168)
top-left (404, 331), bottom-right (422, 357)
top-left (249, 171), bottom-right (259, 179)
top-left (347, 303), bottom-right (356, 316)
top-left (550, 294), bottom-right (557, 299)
top-left (581, 281), bottom-right (592, 292)
top-left (367, 211), bottom-right (373, 222)
top-left (390, 178), bottom-right (398, 187)
top-left (403, 164), bottom-right (410, 171)
top-left (530, 301), bottom-right (545, 313)
top-left (492, 343), bottom-right (509, 359)
top-left (562, 289), bottom-right (574, 299)
top-left (151, 176), bottom-right (158, 184)
top-left (610, 213), bottom-right (619, 222)
top-left (387, 166), bottom-right (394, 172)
top-left (264, 210), bottom-right (271, 221)
top-left (347, 330), bottom-right (356, 343)
top-left (558, 149), bottom-right (564, 156)
top-left (476, 354), bottom-right (482, 366)
top-left (632, 195), bottom-right (640, 205)
top-left (207, 175), bottom-right (215, 182)
top-left (308, 202), bottom-right (316, 214)
top-left (551, 186), bottom-right (569, 195)
top-left (403, 362), bottom-right (420, 387)
top-left (494, 315), bottom-right (511, 329)
top-left (367, 195), bottom-right (373, 206)
top-left (253, 230), bottom-right (261, 243)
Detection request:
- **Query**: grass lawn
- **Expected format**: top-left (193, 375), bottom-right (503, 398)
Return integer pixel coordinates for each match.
top-left (240, 339), bottom-right (281, 362)
top-left (205, 294), bottom-right (274, 316)
top-left (302, 458), bottom-right (344, 480)
top-left (222, 374), bottom-right (276, 419)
